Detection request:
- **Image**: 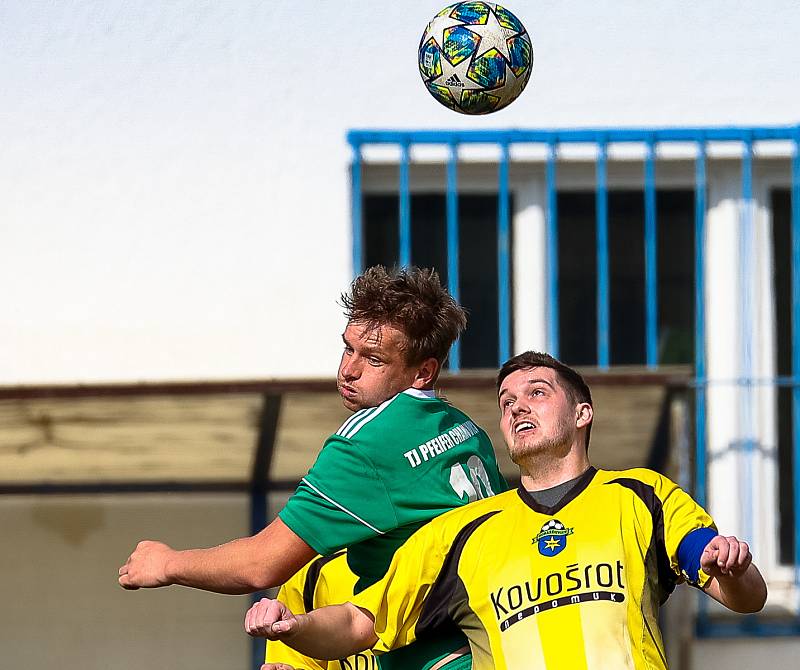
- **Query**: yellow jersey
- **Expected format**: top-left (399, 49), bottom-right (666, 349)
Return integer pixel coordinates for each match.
top-left (353, 467), bottom-right (716, 670)
top-left (266, 551), bottom-right (378, 670)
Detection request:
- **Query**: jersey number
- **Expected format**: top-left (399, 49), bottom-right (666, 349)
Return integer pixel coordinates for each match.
top-left (449, 456), bottom-right (495, 502)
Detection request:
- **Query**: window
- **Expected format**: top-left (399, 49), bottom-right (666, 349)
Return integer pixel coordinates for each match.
top-left (557, 190), bottom-right (695, 366)
top-left (363, 193), bottom-right (511, 368)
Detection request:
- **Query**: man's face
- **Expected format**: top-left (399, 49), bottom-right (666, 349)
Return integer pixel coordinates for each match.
top-left (337, 321), bottom-right (420, 412)
top-left (498, 367), bottom-right (577, 464)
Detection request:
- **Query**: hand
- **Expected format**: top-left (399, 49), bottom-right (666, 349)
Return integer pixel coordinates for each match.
top-left (700, 535), bottom-right (752, 578)
top-left (261, 665), bottom-right (296, 670)
top-left (245, 597), bottom-right (299, 640)
top-left (118, 540), bottom-right (175, 589)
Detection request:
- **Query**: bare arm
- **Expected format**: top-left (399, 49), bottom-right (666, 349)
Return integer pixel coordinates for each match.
top-left (700, 535), bottom-right (767, 613)
top-left (245, 597), bottom-right (378, 661)
top-left (118, 517), bottom-right (317, 594)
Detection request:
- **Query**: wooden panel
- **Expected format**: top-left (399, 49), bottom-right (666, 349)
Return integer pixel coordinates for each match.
top-left (0, 380), bottom-right (668, 486)
top-left (0, 394), bottom-right (262, 483)
top-left (270, 392), bottom-right (350, 480)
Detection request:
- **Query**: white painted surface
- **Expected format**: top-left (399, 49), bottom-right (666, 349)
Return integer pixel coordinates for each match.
top-left (2, 1), bottom-right (800, 383)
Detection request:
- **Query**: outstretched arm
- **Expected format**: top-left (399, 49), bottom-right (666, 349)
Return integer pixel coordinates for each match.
top-left (245, 597), bottom-right (378, 661)
top-left (700, 535), bottom-right (767, 613)
top-left (118, 517), bottom-right (317, 594)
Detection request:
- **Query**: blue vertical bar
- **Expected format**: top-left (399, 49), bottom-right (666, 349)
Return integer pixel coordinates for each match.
top-left (546, 141), bottom-right (560, 358)
top-left (694, 140), bottom-right (708, 508)
top-left (596, 141), bottom-right (610, 369)
top-left (644, 139), bottom-right (658, 368)
top-left (694, 139), bottom-right (709, 632)
top-left (740, 137), bottom-right (755, 547)
top-left (351, 142), bottom-right (363, 276)
top-left (447, 141), bottom-right (461, 372)
top-left (498, 140), bottom-right (511, 365)
top-left (792, 128), bottom-right (800, 589)
top-left (399, 141), bottom-right (411, 268)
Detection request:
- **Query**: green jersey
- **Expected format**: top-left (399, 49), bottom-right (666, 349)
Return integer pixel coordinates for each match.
top-left (279, 388), bottom-right (508, 670)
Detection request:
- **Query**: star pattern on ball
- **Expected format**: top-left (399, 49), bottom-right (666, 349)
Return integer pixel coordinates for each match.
top-left (467, 7), bottom-right (520, 60)
top-left (430, 53), bottom-right (486, 103)
top-left (425, 12), bottom-right (467, 50)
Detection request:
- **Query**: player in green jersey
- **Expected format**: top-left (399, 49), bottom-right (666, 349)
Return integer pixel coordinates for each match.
top-left (119, 266), bottom-right (507, 670)
top-left (245, 351), bottom-right (767, 670)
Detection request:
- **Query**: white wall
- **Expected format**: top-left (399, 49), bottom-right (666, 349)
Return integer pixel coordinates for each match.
top-left (2, 0), bottom-right (799, 384)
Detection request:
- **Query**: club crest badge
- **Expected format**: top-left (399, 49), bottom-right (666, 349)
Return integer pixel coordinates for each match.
top-left (533, 519), bottom-right (573, 557)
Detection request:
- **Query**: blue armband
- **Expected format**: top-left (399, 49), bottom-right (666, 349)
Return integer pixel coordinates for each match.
top-left (677, 527), bottom-right (718, 583)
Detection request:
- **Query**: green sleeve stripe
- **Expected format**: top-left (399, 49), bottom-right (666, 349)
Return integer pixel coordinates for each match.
top-left (339, 395), bottom-right (396, 439)
top-left (336, 407), bottom-right (375, 437)
top-left (300, 477), bottom-right (386, 535)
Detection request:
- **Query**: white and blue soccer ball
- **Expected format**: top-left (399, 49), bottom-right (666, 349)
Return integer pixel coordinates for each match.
top-left (418, 2), bottom-right (534, 115)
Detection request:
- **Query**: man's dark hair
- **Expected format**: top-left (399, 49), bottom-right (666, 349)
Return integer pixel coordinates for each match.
top-left (341, 265), bottom-right (467, 366)
top-left (496, 351), bottom-right (593, 449)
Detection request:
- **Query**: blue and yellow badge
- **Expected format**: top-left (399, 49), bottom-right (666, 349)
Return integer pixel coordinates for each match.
top-left (533, 519), bottom-right (573, 557)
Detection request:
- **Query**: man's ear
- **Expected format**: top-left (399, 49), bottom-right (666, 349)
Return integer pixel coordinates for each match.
top-left (412, 357), bottom-right (440, 388)
top-left (576, 403), bottom-right (593, 429)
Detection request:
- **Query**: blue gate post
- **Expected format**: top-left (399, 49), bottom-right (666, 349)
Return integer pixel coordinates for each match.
top-left (644, 138), bottom-right (658, 368)
top-left (497, 139), bottom-right (511, 365)
top-left (546, 140), bottom-right (560, 358)
top-left (740, 135), bottom-right (756, 549)
top-left (399, 140), bottom-right (412, 268)
top-left (694, 138), bottom-right (709, 507)
top-left (596, 140), bottom-right (610, 370)
top-left (446, 140), bottom-right (461, 372)
top-left (694, 138), bottom-right (710, 634)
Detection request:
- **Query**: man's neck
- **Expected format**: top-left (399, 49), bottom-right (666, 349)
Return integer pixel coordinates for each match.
top-left (518, 449), bottom-right (592, 491)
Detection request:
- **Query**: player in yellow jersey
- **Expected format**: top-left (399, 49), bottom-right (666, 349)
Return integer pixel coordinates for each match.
top-left (263, 551), bottom-right (376, 670)
top-left (246, 351), bottom-right (768, 670)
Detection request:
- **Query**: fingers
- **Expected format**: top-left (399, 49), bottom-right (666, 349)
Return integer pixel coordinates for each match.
top-left (245, 598), bottom-right (295, 639)
top-left (261, 665), bottom-right (296, 670)
top-left (714, 536), bottom-right (731, 572)
top-left (116, 540), bottom-right (171, 589)
top-left (703, 535), bottom-right (752, 576)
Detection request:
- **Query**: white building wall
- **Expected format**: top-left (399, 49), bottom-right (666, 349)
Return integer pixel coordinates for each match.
top-left (2, 0), bottom-right (799, 384)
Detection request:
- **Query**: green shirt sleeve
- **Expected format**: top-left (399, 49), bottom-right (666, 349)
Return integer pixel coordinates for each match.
top-left (279, 434), bottom-right (398, 555)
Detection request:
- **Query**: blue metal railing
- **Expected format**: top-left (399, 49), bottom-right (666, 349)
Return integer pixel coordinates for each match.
top-left (348, 123), bottom-right (800, 637)
top-left (545, 141), bottom-right (559, 359)
top-left (644, 137), bottom-right (658, 369)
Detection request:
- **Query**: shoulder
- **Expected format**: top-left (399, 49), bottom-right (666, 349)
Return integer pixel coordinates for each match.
top-left (330, 390), bottom-right (427, 442)
top-left (594, 468), bottom-right (694, 510)
top-left (413, 489), bottom-right (517, 543)
top-left (595, 467), bottom-right (677, 490)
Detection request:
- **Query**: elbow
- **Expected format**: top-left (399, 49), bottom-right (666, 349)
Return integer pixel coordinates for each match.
top-left (746, 586), bottom-right (768, 614)
top-left (241, 557), bottom-right (300, 592)
top-left (733, 582), bottom-right (768, 614)
top-left (241, 566), bottom-right (278, 592)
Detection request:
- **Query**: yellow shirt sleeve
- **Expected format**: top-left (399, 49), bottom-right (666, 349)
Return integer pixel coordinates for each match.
top-left (651, 471), bottom-right (717, 588)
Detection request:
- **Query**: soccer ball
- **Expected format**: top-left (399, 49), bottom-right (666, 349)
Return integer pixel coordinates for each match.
top-left (418, 2), bottom-right (533, 115)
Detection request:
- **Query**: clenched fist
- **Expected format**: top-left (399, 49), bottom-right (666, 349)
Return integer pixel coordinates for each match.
top-left (118, 540), bottom-right (175, 589)
top-left (245, 597), bottom-right (300, 640)
top-left (700, 535), bottom-right (752, 578)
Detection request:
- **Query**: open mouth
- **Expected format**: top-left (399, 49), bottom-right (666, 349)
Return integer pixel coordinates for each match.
top-left (514, 421), bottom-right (536, 434)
